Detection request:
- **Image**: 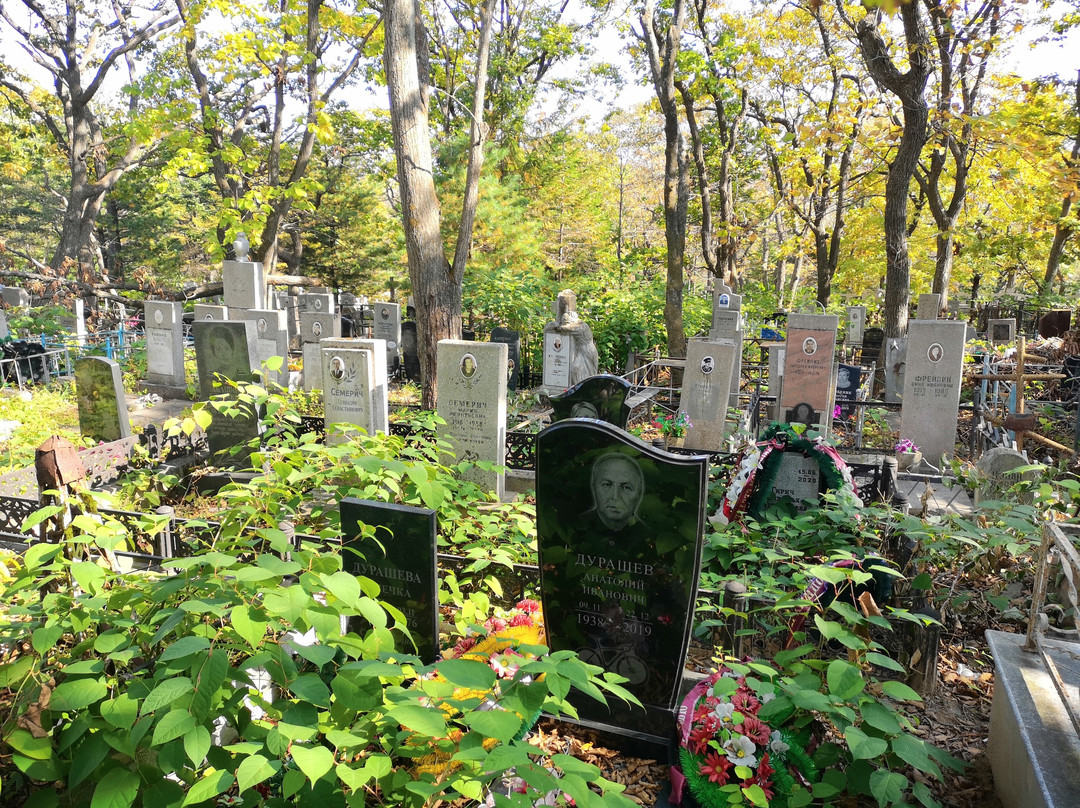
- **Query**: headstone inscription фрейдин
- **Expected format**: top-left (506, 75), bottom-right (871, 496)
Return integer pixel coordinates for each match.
top-left (536, 420), bottom-right (707, 741)
top-left (548, 374), bottom-right (632, 428)
top-left (899, 320), bottom-right (967, 467)
top-left (436, 340), bottom-right (508, 498)
top-left (75, 356), bottom-right (131, 443)
top-left (681, 337), bottom-right (738, 451)
top-left (780, 313), bottom-right (838, 430)
top-left (340, 497), bottom-right (439, 662)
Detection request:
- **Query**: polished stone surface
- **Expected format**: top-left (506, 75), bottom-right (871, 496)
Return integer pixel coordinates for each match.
top-left (549, 374), bottom-right (632, 428)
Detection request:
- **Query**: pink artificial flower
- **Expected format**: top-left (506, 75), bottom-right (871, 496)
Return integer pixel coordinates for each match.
top-left (452, 636), bottom-right (477, 657)
top-left (509, 613), bottom-right (533, 628)
top-left (484, 617), bottom-right (508, 633)
top-left (515, 599), bottom-right (540, 613)
top-left (738, 715), bottom-right (772, 746)
top-left (732, 687), bottom-right (760, 714)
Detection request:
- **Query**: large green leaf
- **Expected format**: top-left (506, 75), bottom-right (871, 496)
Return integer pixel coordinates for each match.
top-left (181, 770), bottom-right (234, 807)
top-left (290, 744), bottom-right (335, 782)
top-left (90, 766), bottom-right (139, 808)
top-left (844, 726), bottom-right (888, 760)
top-left (159, 636), bottom-right (211, 662)
top-left (826, 659), bottom-right (865, 701)
top-left (236, 753), bottom-right (280, 793)
top-left (50, 678), bottom-right (108, 712)
top-left (388, 703), bottom-right (448, 738)
top-left (460, 709), bottom-right (521, 743)
top-left (320, 571), bottom-right (360, 608)
top-left (878, 680), bottom-right (923, 703)
top-left (435, 659), bottom-right (497, 691)
top-left (189, 649), bottom-right (229, 721)
top-left (183, 725), bottom-right (211, 768)
top-left (152, 710), bottom-right (195, 746)
top-left (290, 673), bottom-right (331, 707)
top-left (230, 604), bottom-right (268, 649)
top-left (869, 768), bottom-right (908, 806)
top-left (141, 677), bottom-right (193, 715)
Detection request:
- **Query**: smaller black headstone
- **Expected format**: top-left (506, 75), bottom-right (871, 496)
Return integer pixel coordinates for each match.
top-left (862, 327), bottom-right (885, 364)
top-left (401, 321), bottom-right (421, 383)
top-left (340, 497), bottom-right (439, 662)
top-left (834, 363), bottom-right (862, 419)
top-left (461, 329), bottom-right (475, 341)
top-left (490, 326), bottom-right (521, 392)
top-left (548, 374), bottom-right (633, 428)
top-left (1039, 310), bottom-right (1072, 339)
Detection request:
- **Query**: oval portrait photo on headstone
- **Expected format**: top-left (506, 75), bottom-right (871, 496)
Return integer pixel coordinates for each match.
top-left (314, 299), bottom-right (323, 311)
top-left (329, 355), bottom-right (345, 381)
top-left (154, 309), bottom-right (164, 325)
top-left (701, 355), bottom-right (714, 374)
top-left (460, 353), bottom-right (477, 379)
top-left (928, 343), bottom-right (943, 363)
top-left (802, 336), bottom-right (818, 355)
top-left (257, 318), bottom-right (267, 334)
top-left (312, 321), bottom-right (323, 337)
top-left (380, 307), bottom-right (389, 320)
top-left (718, 293), bottom-right (729, 307)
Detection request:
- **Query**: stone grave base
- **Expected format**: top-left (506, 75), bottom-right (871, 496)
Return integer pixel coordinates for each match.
top-left (987, 629), bottom-right (1080, 808)
top-left (138, 380), bottom-right (190, 400)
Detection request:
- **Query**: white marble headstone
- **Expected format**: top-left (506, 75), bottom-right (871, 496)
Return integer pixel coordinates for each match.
top-left (899, 320), bottom-right (967, 466)
top-left (144, 300), bottom-right (185, 388)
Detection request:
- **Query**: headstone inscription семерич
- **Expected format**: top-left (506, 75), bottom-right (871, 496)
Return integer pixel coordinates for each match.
top-left (340, 497), bottom-right (439, 663)
top-left (536, 420), bottom-right (708, 741)
top-left (436, 340), bottom-right (508, 499)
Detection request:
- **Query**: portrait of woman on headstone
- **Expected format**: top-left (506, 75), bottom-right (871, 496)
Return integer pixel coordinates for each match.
top-left (460, 353), bottom-right (477, 378)
top-left (785, 402), bottom-right (818, 425)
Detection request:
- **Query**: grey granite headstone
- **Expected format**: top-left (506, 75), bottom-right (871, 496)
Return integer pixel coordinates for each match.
top-left (371, 302), bottom-right (401, 368)
top-left (194, 304), bottom-right (228, 321)
top-left (780, 313), bottom-right (838, 430)
top-left (681, 337), bottom-right (738, 451)
top-left (988, 319), bottom-right (1016, 344)
top-left (2, 287), bottom-right (29, 308)
top-left (916, 294), bottom-right (941, 320)
top-left (711, 281), bottom-right (742, 316)
top-left (241, 309), bottom-right (289, 386)
top-left (846, 306), bottom-right (866, 345)
top-left (766, 342), bottom-right (785, 422)
top-left (321, 344), bottom-right (387, 439)
top-left (75, 357), bottom-right (131, 443)
top-left (222, 260), bottom-right (264, 310)
top-left (74, 298), bottom-right (87, 344)
top-left (766, 452), bottom-right (821, 511)
top-left (708, 298), bottom-right (743, 408)
top-left (0, 310), bottom-right (9, 339)
top-left (300, 312), bottom-right (341, 391)
top-left (490, 327), bottom-right (521, 392)
top-left (899, 320), bottom-right (967, 466)
top-left (299, 293), bottom-right (335, 315)
top-left (436, 340), bottom-right (508, 498)
top-left (341, 498), bottom-right (439, 662)
top-left (883, 337), bottom-right (907, 403)
top-left (193, 320), bottom-right (260, 400)
top-left (542, 290), bottom-right (599, 394)
top-left (974, 447), bottom-right (1037, 507)
top-left (145, 301), bottom-right (185, 388)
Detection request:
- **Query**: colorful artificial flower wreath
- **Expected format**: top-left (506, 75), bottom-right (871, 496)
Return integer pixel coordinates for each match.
top-left (409, 599), bottom-right (546, 776)
top-left (671, 664), bottom-right (818, 808)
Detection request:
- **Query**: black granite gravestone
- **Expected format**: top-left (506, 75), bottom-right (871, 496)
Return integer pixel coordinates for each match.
top-left (340, 497), bottom-right (439, 662)
top-left (835, 363), bottom-right (862, 419)
top-left (862, 327), bottom-right (885, 364)
top-left (401, 321), bottom-right (421, 383)
top-left (1039, 310), bottom-right (1072, 339)
top-left (548, 374), bottom-right (633, 428)
top-left (536, 420), bottom-right (707, 743)
top-left (490, 326), bottom-right (521, 392)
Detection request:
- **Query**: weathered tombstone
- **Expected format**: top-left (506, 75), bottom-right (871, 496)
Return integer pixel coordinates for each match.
top-left (73, 298), bottom-right (87, 344)
top-left (241, 309), bottom-right (289, 386)
top-left (988, 318), bottom-right (1016, 344)
top-left (75, 357), bottom-right (131, 443)
top-left (300, 312), bottom-right (341, 391)
top-left (144, 301), bottom-right (186, 390)
top-left (193, 320), bottom-right (260, 400)
top-left (916, 293), bottom-right (941, 320)
top-left (299, 292), bottom-right (335, 315)
top-left (549, 374), bottom-right (632, 428)
top-left (192, 320), bottom-right (262, 457)
top-left (401, 321), bottom-right (421, 384)
top-left (835, 363), bottom-right (862, 419)
top-left (2, 287), bottom-right (29, 309)
top-left (899, 320), bottom-right (967, 467)
top-left (490, 326), bottom-right (521, 392)
top-left (461, 329), bottom-right (476, 341)
top-left (974, 447), bottom-right (1037, 507)
top-left (766, 342), bottom-right (786, 422)
top-left (193, 304), bottom-right (228, 321)
top-left (883, 337), bottom-right (907, 403)
top-left (680, 338), bottom-right (738, 450)
top-left (708, 285), bottom-right (743, 408)
top-left (321, 343), bottom-right (387, 439)
top-left (541, 290), bottom-right (599, 394)
top-left (1039, 310), bottom-right (1072, 339)
top-left (340, 497), bottom-right (439, 662)
top-left (371, 302), bottom-right (401, 370)
top-left (764, 452), bottom-right (822, 512)
top-left (0, 310), bottom-right (8, 339)
top-left (536, 420), bottom-right (707, 741)
top-left (436, 340), bottom-right (508, 498)
top-left (846, 306), bottom-right (866, 345)
top-left (780, 313), bottom-right (838, 430)
top-left (221, 259), bottom-right (264, 311)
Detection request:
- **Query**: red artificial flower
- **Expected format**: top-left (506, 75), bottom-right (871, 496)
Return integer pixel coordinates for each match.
top-left (484, 617), bottom-right (508, 633)
top-left (732, 687), bottom-right (761, 714)
top-left (756, 752), bottom-right (774, 782)
top-left (452, 636), bottom-right (477, 656)
top-left (699, 751), bottom-right (732, 786)
top-left (509, 612), bottom-right (534, 627)
top-left (738, 714), bottom-right (772, 746)
top-left (516, 599), bottom-right (540, 613)
top-left (688, 714), bottom-right (719, 755)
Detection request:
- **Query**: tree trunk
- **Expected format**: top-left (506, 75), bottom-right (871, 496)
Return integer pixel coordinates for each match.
top-left (385, 0), bottom-right (457, 409)
top-left (1043, 72), bottom-right (1080, 295)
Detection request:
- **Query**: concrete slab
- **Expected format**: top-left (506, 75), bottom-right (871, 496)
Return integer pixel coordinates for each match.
top-left (125, 393), bottom-right (192, 431)
top-left (987, 629), bottom-right (1080, 808)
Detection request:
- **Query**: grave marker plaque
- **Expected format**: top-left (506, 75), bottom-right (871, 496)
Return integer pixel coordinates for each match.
top-left (916, 293), bottom-right (941, 320)
top-left (436, 340), bottom-right (508, 498)
top-left (300, 312), bottom-right (341, 391)
top-left (765, 452), bottom-right (822, 511)
top-left (401, 321), bottom-right (421, 383)
top-left (846, 306), bottom-right (866, 345)
top-left (988, 318), bottom-right (1016, 344)
top-left (681, 338), bottom-right (738, 451)
top-left (537, 420), bottom-right (707, 740)
top-left (222, 260), bottom-right (264, 310)
top-left (145, 300), bottom-right (185, 388)
top-left (322, 345), bottom-right (385, 439)
top-left (241, 309), bottom-right (289, 386)
top-left (372, 302), bottom-right (401, 368)
top-left (340, 497), bottom-right (438, 662)
top-left (835, 363), bottom-right (862, 419)
top-left (75, 357), bottom-right (131, 443)
top-left (900, 320), bottom-right (967, 466)
top-left (780, 313), bottom-right (838, 429)
top-left (194, 304), bottom-right (227, 321)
